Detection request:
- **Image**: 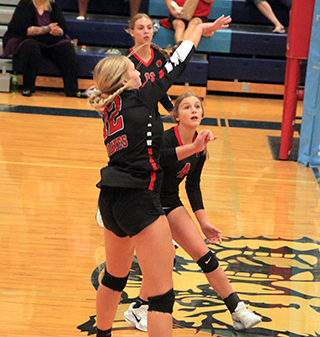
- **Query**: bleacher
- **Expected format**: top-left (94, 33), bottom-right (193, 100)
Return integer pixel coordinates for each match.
top-left (0, 0), bottom-right (306, 96)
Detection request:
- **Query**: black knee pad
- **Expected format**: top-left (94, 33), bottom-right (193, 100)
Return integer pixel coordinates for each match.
top-left (197, 251), bottom-right (219, 273)
top-left (101, 268), bottom-right (128, 292)
top-left (148, 288), bottom-right (175, 314)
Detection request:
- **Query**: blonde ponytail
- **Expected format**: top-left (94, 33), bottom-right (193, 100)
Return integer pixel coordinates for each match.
top-left (89, 55), bottom-right (131, 111)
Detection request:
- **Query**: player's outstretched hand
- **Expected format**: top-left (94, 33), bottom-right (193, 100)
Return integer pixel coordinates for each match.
top-left (201, 15), bottom-right (232, 37)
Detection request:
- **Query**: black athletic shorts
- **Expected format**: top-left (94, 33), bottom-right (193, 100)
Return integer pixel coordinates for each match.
top-left (162, 199), bottom-right (183, 216)
top-left (98, 186), bottom-right (165, 237)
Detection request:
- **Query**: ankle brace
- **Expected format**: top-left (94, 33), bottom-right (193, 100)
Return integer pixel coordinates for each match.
top-left (224, 292), bottom-right (240, 313)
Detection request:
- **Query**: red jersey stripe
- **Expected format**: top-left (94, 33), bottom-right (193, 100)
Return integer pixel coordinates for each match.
top-left (148, 148), bottom-right (158, 190)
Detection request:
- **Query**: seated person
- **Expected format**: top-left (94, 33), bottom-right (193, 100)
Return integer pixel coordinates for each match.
top-left (161, 0), bottom-right (215, 44)
top-left (2, 0), bottom-right (83, 97)
top-left (246, 0), bottom-right (291, 33)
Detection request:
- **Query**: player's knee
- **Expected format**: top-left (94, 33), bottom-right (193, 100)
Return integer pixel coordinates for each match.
top-left (197, 251), bottom-right (219, 273)
top-left (101, 268), bottom-right (128, 292)
top-left (148, 288), bottom-right (175, 314)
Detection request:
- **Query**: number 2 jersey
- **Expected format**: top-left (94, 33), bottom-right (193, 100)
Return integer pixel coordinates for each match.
top-left (97, 40), bottom-right (195, 193)
top-left (160, 125), bottom-right (205, 212)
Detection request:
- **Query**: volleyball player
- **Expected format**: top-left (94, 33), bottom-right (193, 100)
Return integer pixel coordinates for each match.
top-left (89, 16), bottom-right (232, 337)
top-left (127, 13), bottom-right (174, 112)
top-left (124, 92), bottom-right (262, 332)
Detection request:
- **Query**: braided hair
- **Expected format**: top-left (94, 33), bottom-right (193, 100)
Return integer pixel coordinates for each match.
top-left (89, 55), bottom-right (132, 111)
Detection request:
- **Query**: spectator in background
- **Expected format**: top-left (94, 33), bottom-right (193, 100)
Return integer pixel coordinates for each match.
top-left (160, 0), bottom-right (215, 44)
top-left (77, 0), bottom-right (142, 20)
top-left (246, 0), bottom-right (291, 33)
top-left (2, 0), bottom-right (83, 97)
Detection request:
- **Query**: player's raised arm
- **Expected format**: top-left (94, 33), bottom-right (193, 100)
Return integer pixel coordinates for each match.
top-left (184, 15), bottom-right (232, 48)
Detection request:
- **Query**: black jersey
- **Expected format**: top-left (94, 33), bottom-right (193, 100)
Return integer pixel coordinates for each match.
top-left (160, 125), bottom-right (206, 211)
top-left (97, 41), bottom-right (195, 193)
top-left (129, 45), bottom-right (166, 83)
top-left (128, 45), bottom-right (174, 112)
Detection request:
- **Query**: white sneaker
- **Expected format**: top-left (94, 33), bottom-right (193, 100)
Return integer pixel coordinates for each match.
top-left (232, 302), bottom-right (261, 330)
top-left (76, 16), bottom-right (86, 20)
top-left (124, 302), bottom-right (148, 332)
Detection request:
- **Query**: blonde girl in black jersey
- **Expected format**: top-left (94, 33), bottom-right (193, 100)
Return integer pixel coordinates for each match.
top-left (124, 92), bottom-right (262, 332)
top-left (88, 16), bottom-right (232, 337)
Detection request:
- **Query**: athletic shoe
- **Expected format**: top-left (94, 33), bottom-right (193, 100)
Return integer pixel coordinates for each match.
top-left (22, 89), bottom-right (32, 97)
top-left (232, 302), bottom-right (261, 330)
top-left (124, 302), bottom-right (148, 332)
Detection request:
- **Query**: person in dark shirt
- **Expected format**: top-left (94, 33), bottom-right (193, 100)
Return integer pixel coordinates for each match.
top-left (2, 0), bottom-right (81, 97)
top-left (88, 16), bottom-right (232, 337)
top-left (124, 92), bottom-right (262, 332)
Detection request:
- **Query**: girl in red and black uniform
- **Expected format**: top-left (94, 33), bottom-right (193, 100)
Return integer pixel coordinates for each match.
top-left (89, 16), bottom-right (231, 337)
top-left (128, 13), bottom-right (174, 112)
top-left (161, 93), bottom-right (261, 331)
top-left (124, 92), bottom-right (262, 332)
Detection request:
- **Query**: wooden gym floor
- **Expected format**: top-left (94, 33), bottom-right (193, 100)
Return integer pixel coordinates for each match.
top-left (0, 89), bottom-right (319, 337)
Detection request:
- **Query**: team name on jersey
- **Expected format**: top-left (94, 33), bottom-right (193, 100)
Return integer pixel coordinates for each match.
top-left (103, 96), bottom-right (128, 156)
top-left (106, 135), bottom-right (128, 156)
